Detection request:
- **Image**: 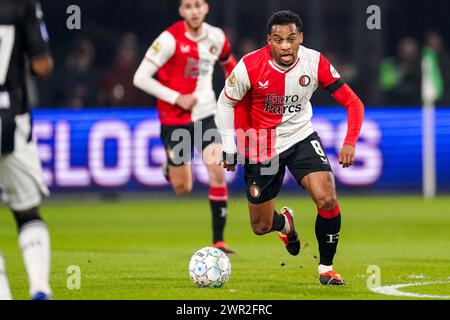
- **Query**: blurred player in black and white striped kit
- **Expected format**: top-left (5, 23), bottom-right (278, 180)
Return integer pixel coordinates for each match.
top-left (0, 0), bottom-right (53, 300)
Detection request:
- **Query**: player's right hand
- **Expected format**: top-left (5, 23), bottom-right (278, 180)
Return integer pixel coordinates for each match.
top-left (338, 144), bottom-right (355, 168)
top-left (176, 94), bottom-right (197, 111)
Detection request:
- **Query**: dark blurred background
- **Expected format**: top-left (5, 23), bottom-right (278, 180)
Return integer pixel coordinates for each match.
top-left (34, 0), bottom-right (450, 108)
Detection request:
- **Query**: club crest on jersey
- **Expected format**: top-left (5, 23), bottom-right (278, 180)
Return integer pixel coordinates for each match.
top-left (210, 45), bottom-right (218, 54)
top-left (299, 75), bottom-right (311, 87)
top-left (150, 41), bottom-right (161, 53)
top-left (227, 73), bottom-right (236, 87)
top-left (249, 184), bottom-right (261, 199)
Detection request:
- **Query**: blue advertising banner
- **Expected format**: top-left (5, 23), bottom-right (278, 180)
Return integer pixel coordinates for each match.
top-left (31, 107), bottom-right (450, 193)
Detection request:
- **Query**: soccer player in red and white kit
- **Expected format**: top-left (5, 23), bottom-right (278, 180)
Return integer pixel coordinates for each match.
top-left (133, 0), bottom-right (237, 255)
top-left (217, 11), bottom-right (364, 284)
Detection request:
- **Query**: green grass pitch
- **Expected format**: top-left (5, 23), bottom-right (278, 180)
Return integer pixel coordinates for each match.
top-left (0, 195), bottom-right (449, 300)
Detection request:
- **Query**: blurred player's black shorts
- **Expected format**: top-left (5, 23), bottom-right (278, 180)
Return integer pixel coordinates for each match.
top-left (160, 115), bottom-right (221, 166)
top-left (244, 132), bottom-right (333, 204)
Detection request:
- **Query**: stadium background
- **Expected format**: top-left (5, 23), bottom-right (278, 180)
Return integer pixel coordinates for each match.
top-left (30, 0), bottom-right (450, 196)
top-left (1, 0), bottom-right (450, 300)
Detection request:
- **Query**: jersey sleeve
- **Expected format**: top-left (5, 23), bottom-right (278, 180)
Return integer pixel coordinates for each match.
top-left (218, 31), bottom-right (237, 78)
top-left (317, 53), bottom-right (342, 90)
top-left (219, 33), bottom-right (232, 62)
top-left (318, 53), bottom-right (363, 147)
top-left (144, 31), bottom-right (176, 68)
top-left (223, 59), bottom-right (251, 102)
top-left (23, 0), bottom-right (50, 59)
top-left (217, 59), bottom-right (250, 155)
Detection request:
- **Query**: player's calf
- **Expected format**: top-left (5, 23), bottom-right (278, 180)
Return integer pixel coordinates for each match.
top-left (167, 164), bottom-right (193, 196)
top-left (315, 204), bottom-right (341, 266)
top-left (209, 186), bottom-right (235, 256)
top-left (172, 182), bottom-right (192, 196)
top-left (12, 207), bottom-right (52, 299)
top-left (315, 204), bottom-right (343, 285)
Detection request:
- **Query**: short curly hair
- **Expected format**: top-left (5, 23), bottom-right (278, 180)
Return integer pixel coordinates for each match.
top-left (267, 10), bottom-right (303, 34)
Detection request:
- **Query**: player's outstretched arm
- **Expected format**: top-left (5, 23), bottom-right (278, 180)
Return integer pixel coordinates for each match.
top-left (318, 54), bottom-right (364, 168)
top-left (332, 84), bottom-right (364, 168)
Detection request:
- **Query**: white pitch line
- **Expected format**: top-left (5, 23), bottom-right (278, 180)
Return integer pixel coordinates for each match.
top-left (370, 281), bottom-right (450, 299)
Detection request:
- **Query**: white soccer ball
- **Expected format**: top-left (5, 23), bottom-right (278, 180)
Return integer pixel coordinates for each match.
top-left (188, 247), bottom-right (232, 288)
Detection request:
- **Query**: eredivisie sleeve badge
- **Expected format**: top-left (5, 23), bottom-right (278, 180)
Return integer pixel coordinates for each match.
top-left (227, 72), bottom-right (236, 87)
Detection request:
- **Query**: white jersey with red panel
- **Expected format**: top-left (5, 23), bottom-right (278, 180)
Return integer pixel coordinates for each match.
top-left (222, 45), bottom-right (340, 162)
top-left (145, 20), bottom-right (232, 125)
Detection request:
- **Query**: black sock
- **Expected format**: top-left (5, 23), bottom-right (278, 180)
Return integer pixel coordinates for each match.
top-left (210, 200), bottom-right (227, 243)
top-left (315, 213), bottom-right (341, 266)
top-left (271, 211), bottom-right (285, 232)
top-left (12, 207), bottom-right (43, 231)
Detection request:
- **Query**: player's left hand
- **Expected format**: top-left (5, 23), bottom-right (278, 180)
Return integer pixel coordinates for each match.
top-left (222, 161), bottom-right (236, 172)
top-left (338, 144), bottom-right (355, 168)
top-left (221, 151), bottom-right (237, 172)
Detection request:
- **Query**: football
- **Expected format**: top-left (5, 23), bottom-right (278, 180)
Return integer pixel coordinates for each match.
top-left (188, 247), bottom-right (232, 288)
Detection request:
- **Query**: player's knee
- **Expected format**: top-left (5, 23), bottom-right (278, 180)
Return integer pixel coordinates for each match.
top-left (173, 182), bottom-right (192, 196)
top-left (250, 220), bottom-right (272, 235)
top-left (316, 194), bottom-right (337, 211)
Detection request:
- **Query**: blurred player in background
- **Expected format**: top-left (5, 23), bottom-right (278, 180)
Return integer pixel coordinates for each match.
top-left (0, 0), bottom-right (53, 299)
top-left (0, 252), bottom-right (12, 299)
top-left (133, 0), bottom-right (237, 255)
top-left (217, 10), bottom-right (364, 284)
